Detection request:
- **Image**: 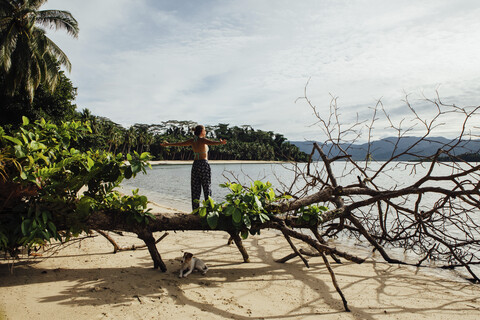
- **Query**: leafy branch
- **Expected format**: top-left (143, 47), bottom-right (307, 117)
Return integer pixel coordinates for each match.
top-left (0, 117), bottom-right (152, 254)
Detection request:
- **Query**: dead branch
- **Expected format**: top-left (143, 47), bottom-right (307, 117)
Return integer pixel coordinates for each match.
top-left (96, 230), bottom-right (169, 253)
top-left (293, 86), bottom-right (480, 283)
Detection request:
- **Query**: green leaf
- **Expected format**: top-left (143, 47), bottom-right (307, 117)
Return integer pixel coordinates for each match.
top-left (37, 153), bottom-right (49, 165)
top-left (267, 188), bottom-right (275, 201)
top-left (223, 206), bottom-right (235, 216)
top-left (77, 196), bottom-right (94, 216)
top-left (259, 213), bottom-right (270, 223)
top-left (131, 162), bottom-right (141, 174)
top-left (241, 230), bottom-right (249, 239)
top-left (229, 183), bottom-right (243, 193)
top-left (207, 196), bottom-right (215, 209)
top-left (42, 230), bottom-right (50, 240)
top-left (21, 220), bottom-right (30, 236)
top-left (14, 145), bottom-right (26, 158)
top-left (206, 212), bottom-right (219, 229)
top-left (199, 207), bottom-right (207, 218)
top-left (126, 154), bottom-right (133, 161)
top-left (254, 180), bottom-right (264, 190)
top-left (87, 157), bottom-right (94, 170)
top-left (259, 213), bottom-right (265, 223)
top-left (232, 208), bottom-right (242, 224)
top-left (22, 116), bottom-right (30, 126)
top-left (3, 135), bottom-right (23, 145)
top-left (48, 222), bottom-right (57, 235)
top-left (42, 211), bottom-right (48, 225)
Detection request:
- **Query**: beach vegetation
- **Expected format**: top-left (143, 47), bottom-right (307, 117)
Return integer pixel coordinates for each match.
top-left (0, 117), bottom-right (152, 256)
top-left (195, 181), bottom-right (294, 238)
top-left (63, 118), bottom-right (308, 162)
top-left (195, 181), bottom-right (330, 239)
top-left (0, 71), bottom-right (78, 129)
top-left (0, 0), bottom-right (79, 101)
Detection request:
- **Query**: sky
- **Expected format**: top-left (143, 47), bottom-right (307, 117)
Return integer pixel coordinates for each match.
top-left (43, 0), bottom-right (480, 141)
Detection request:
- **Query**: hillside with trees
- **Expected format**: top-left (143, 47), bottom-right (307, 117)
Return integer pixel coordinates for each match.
top-left (293, 136), bottom-right (480, 161)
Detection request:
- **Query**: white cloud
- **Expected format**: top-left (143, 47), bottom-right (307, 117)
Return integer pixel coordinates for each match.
top-left (43, 0), bottom-right (480, 141)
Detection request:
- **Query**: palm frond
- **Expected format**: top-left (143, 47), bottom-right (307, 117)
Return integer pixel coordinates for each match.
top-left (43, 35), bottom-right (71, 71)
top-left (0, 30), bottom-right (18, 71)
top-left (1, 0), bottom-right (78, 100)
top-left (35, 9), bottom-right (79, 38)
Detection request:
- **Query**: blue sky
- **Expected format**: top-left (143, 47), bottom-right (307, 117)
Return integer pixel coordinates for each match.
top-left (44, 0), bottom-right (480, 141)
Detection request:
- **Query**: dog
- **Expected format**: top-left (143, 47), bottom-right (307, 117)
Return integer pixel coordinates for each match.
top-left (179, 252), bottom-right (208, 278)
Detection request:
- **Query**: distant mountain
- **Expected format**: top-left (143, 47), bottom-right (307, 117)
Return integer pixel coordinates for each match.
top-left (291, 137), bottom-right (480, 161)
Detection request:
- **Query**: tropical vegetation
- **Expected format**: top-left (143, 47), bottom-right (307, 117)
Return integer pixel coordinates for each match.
top-left (0, 0), bottom-right (79, 101)
top-left (0, 117), bottom-right (152, 256)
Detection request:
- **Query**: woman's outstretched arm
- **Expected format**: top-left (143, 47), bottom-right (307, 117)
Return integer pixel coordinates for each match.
top-left (202, 138), bottom-right (227, 146)
top-left (160, 139), bottom-right (193, 147)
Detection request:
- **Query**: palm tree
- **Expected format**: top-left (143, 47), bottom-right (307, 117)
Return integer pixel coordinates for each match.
top-left (133, 124), bottom-right (154, 154)
top-left (123, 127), bottom-right (137, 154)
top-left (0, 0), bottom-right (79, 101)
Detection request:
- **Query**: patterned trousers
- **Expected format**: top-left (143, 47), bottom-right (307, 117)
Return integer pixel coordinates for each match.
top-left (191, 160), bottom-right (212, 210)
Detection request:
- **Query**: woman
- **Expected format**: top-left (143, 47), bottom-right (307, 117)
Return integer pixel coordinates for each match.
top-left (160, 125), bottom-right (227, 210)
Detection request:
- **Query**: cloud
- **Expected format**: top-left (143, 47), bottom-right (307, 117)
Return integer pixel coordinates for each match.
top-left (43, 0), bottom-right (480, 141)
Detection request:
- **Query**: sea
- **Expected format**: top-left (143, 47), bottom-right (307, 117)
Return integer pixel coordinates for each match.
top-left (120, 160), bottom-right (479, 280)
top-left (120, 161), bottom-right (466, 212)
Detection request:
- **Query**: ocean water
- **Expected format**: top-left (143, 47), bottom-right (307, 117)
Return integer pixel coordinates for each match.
top-left (120, 160), bottom-right (468, 212)
top-left (120, 160), bottom-right (479, 280)
top-left (120, 162), bottom-right (303, 211)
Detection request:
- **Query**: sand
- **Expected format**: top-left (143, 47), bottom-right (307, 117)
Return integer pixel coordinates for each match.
top-left (1, 203), bottom-right (480, 320)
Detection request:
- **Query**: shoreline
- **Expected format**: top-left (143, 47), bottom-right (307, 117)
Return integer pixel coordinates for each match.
top-left (148, 160), bottom-right (293, 165)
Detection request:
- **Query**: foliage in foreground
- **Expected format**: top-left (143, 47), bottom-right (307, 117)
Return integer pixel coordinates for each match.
top-left (0, 117), bottom-right (152, 256)
top-left (195, 181), bottom-right (328, 239)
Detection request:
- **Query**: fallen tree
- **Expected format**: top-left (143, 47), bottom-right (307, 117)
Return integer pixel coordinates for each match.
top-left (0, 118), bottom-right (358, 311)
top-left (2, 92), bottom-right (480, 312)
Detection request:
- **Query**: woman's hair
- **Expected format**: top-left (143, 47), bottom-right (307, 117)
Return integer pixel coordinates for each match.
top-left (193, 125), bottom-right (204, 137)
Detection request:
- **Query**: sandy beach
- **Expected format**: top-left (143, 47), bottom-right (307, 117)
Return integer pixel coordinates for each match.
top-left (1, 202), bottom-right (480, 320)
